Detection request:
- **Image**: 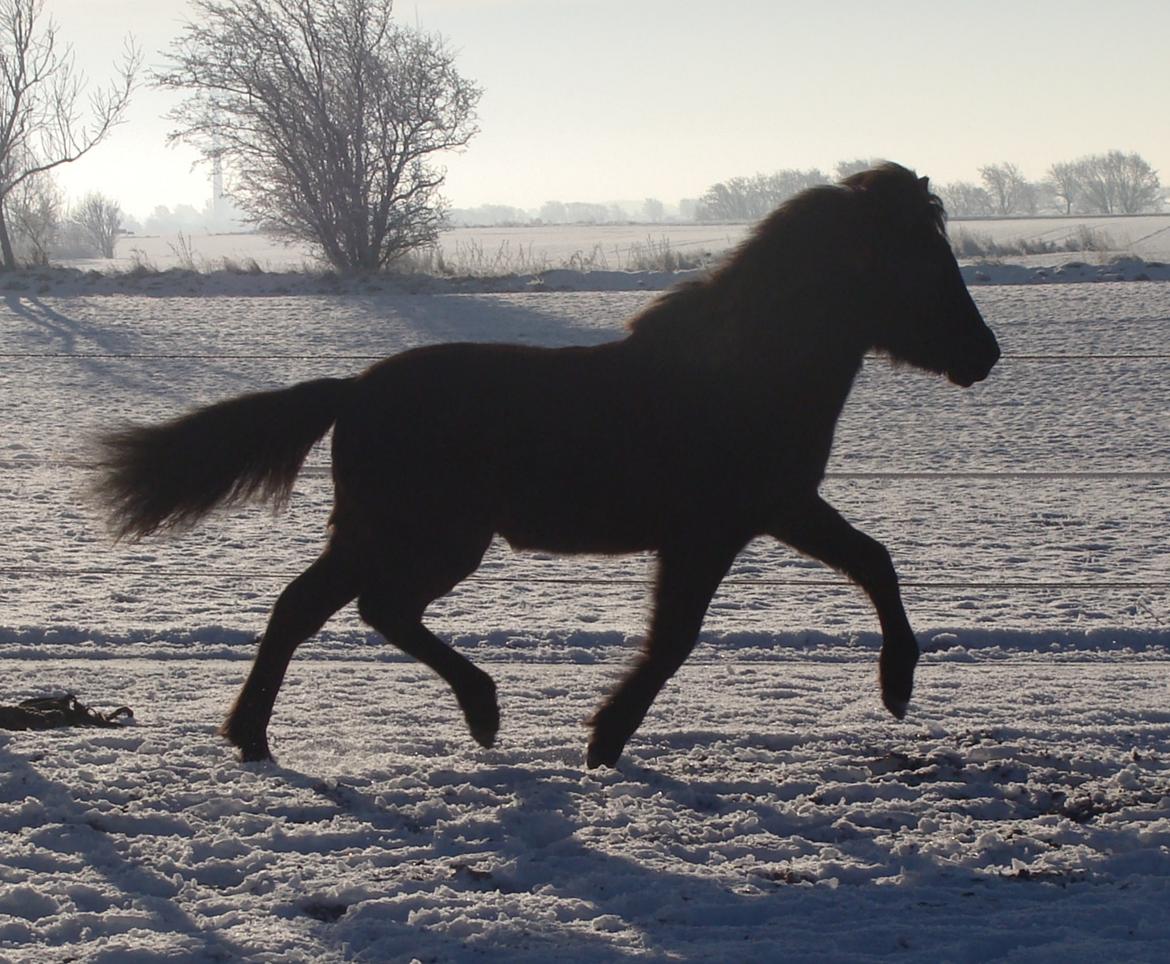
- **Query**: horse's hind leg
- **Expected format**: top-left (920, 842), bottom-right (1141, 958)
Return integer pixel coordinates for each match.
top-left (221, 546), bottom-right (357, 761)
top-left (771, 495), bottom-right (917, 718)
top-left (357, 589), bottom-right (500, 748)
top-left (587, 543), bottom-right (739, 769)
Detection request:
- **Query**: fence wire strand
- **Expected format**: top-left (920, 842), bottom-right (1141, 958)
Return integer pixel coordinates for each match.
top-left (1, 458), bottom-right (1167, 481)
top-left (1, 565), bottom-right (1167, 593)
top-left (1, 351), bottom-right (1169, 362)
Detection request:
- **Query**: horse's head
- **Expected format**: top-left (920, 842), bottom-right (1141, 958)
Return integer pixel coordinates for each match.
top-left (844, 163), bottom-right (1000, 387)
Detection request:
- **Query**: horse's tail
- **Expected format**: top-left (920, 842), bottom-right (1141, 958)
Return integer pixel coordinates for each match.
top-left (94, 377), bottom-right (351, 541)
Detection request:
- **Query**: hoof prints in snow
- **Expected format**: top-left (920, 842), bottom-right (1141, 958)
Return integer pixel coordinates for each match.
top-left (301, 900), bottom-right (350, 923)
top-left (0, 660), bottom-right (1167, 961)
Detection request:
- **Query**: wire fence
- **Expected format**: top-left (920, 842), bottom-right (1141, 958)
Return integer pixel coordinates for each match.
top-left (1, 351), bottom-right (1169, 362)
top-left (1, 457), bottom-right (1167, 481)
top-left (1, 346), bottom-right (1166, 598)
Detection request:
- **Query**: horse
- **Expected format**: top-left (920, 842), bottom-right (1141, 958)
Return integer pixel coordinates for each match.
top-left (95, 163), bottom-right (1000, 767)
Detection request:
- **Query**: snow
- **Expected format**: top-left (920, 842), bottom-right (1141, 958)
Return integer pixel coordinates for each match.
top-left (0, 271), bottom-right (1168, 960)
top-left (19, 253), bottom-right (1170, 300)
top-left (60, 214), bottom-right (1170, 277)
top-left (1, 659), bottom-right (1168, 961)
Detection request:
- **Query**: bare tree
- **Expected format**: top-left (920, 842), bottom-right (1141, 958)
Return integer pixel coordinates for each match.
top-left (978, 162), bottom-right (1035, 216)
top-left (539, 200), bottom-right (567, 224)
top-left (563, 202), bottom-right (609, 223)
top-left (697, 168), bottom-right (827, 221)
top-left (156, 0), bottom-right (481, 272)
top-left (696, 179), bottom-right (750, 221)
top-left (834, 158), bottom-right (883, 180)
top-left (72, 191), bottom-right (122, 258)
top-left (5, 164), bottom-right (58, 263)
top-left (1042, 153), bottom-right (1161, 216)
top-left (1046, 161), bottom-right (1081, 215)
top-left (1074, 151), bottom-right (1161, 215)
top-left (0, 0), bottom-right (139, 269)
top-left (937, 181), bottom-right (994, 218)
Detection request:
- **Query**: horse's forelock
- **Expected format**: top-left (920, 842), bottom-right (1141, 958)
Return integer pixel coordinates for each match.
top-left (842, 162), bottom-right (947, 238)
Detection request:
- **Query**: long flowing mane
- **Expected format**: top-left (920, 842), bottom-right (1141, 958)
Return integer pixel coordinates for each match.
top-left (627, 163), bottom-right (948, 342)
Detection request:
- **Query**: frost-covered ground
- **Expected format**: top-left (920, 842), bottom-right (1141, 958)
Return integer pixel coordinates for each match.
top-left (0, 275), bottom-right (1168, 961)
top-left (61, 212), bottom-right (1170, 275)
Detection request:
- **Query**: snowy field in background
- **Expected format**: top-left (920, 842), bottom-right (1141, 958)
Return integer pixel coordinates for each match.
top-left (58, 213), bottom-right (1170, 276)
top-left (0, 277), bottom-right (1167, 960)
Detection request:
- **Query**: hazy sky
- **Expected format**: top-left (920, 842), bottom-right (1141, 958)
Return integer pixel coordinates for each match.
top-left (49, 0), bottom-right (1170, 219)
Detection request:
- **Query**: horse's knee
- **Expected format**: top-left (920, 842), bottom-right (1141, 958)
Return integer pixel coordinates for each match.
top-left (849, 536), bottom-right (894, 586)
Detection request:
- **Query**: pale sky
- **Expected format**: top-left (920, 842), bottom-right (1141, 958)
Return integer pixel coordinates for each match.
top-left (48, 0), bottom-right (1170, 220)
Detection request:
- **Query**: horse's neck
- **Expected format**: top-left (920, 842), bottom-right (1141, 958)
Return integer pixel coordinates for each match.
top-left (755, 320), bottom-right (868, 471)
top-left (769, 313), bottom-right (867, 404)
top-left (626, 290), bottom-right (868, 427)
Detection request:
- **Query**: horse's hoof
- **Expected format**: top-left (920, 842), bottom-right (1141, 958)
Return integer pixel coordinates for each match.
top-left (462, 681), bottom-right (499, 749)
top-left (585, 741), bottom-right (622, 770)
top-left (461, 699), bottom-right (499, 749)
top-left (879, 649), bottom-right (916, 721)
top-left (882, 693), bottom-right (909, 720)
top-left (220, 722), bottom-right (272, 762)
top-left (231, 737), bottom-right (273, 762)
top-left (238, 745), bottom-right (274, 763)
top-left (469, 722), bottom-right (497, 749)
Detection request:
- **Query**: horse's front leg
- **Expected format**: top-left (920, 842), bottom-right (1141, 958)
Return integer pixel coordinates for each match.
top-left (770, 495), bottom-right (918, 718)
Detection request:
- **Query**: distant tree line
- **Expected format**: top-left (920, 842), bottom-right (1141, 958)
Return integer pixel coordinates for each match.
top-left (7, 171), bottom-right (129, 263)
top-left (446, 197), bottom-right (690, 227)
top-left (941, 153), bottom-right (1163, 217)
top-left (5, 167), bottom-right (258, 263)
top-left (417, 152), bottom-right (1168, 229)
top-left (694, 160), bottom-right (877, 221)
top-left (694, 153), bottom-right (1163, 223)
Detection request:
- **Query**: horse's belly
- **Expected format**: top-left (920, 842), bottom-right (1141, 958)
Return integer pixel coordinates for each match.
top-left (496, 499), bottom-right (658, 555)
top-left (499, 526), bottom-right (654, 556)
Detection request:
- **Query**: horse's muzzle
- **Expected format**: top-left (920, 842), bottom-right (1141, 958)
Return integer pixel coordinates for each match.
top-left (947, 330), bottom-right (1001, 387)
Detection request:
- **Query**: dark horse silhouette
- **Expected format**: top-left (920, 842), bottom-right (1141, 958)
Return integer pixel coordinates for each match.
top-left (96, 163), bottom-right (1000, 767)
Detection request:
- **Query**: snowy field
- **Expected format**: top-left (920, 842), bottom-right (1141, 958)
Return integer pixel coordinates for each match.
top-left (0, 276), bottom-right (1168, 960)
top-left (66, 213), bottom-right (1170, 275)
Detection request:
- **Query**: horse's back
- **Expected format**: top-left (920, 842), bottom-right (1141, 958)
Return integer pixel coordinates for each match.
top-left (330, 341), bottom-right (641, 546)
top-left (339, 340), bottom-right (640, 468)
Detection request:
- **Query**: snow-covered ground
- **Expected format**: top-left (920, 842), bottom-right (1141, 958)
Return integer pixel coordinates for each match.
top-left (61, 212), bottom-right (1170, 276)
top-left (0, 274), bottom-right (1167, 960)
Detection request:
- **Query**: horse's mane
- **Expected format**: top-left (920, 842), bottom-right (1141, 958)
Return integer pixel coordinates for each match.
top-left (628, 162), bottom-right (945, 342)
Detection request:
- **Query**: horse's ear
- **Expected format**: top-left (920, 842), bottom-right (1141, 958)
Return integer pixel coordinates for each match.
top-left (918, 176), bottom-right (930, 192)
